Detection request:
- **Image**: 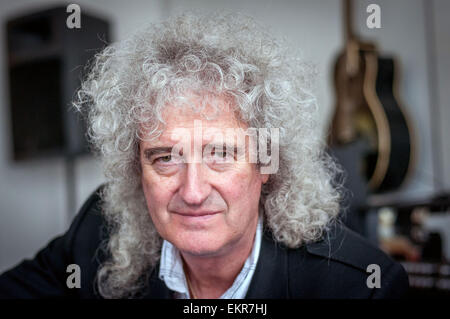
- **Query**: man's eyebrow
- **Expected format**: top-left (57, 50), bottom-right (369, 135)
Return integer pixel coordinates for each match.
top-left (143, 144), bottom-right (243, 158)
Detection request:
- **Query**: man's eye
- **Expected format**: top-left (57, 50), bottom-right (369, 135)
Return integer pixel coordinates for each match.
top-left (160, 155), bottom-right (172, 162)
top-left (154, 155), bottom-right (173, 164)
top-left (208, 149), bottom-right (234, 162)
top-left (213, 151), bottom-right (226, 158)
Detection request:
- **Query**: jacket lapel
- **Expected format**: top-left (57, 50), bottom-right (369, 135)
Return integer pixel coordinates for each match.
top-left (245, 230), bottom-right (289, 298)
top-left (142, 265), bottom-right (172, 299)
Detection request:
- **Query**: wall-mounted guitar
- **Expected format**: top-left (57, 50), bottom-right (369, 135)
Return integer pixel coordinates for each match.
top-left (328, 0), bottom-right (415, 193)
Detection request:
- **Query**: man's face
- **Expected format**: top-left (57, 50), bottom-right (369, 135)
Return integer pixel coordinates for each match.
top-left (140, 96), bottom-right (268, 258)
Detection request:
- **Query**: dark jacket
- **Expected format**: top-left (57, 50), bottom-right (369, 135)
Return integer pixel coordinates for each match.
top-left (0, 187), bottom-right (409, 298)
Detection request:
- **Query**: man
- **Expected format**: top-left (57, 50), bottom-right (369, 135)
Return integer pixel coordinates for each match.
top-left (0, 12), bottom-right (408, 299)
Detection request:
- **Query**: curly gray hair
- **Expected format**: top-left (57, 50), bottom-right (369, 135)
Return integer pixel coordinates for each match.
top-left (74, 11), bottom-right (342, 298)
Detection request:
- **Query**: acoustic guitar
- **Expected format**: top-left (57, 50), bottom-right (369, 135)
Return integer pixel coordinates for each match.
top-left (329, 0), bottom-right (415, 193)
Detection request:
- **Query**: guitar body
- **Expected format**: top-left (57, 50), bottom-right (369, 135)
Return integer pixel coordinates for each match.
top-left (372, 57), bottom-right (413, 191)
top-left (330, 44), bottom-right (414, 193)
top-left (329, 0), bottom-right (414, 193)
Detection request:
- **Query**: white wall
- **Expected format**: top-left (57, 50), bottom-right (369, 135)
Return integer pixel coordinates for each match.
top-left (433, 0), bottom-right (450, 193)
top-left (0, 0), bottom-right (448, 272)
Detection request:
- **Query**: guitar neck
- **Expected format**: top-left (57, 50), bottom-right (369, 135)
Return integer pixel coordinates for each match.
top-left (344, 0), bottom-right (355, 42)
top-left (343, 0), bottom-right (376, 52)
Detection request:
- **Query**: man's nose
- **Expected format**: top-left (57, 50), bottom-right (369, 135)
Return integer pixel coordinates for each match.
top-left (179, 163), bottom-right (211, 205)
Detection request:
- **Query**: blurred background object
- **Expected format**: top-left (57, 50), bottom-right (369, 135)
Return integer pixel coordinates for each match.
top-left (0, 0), bottom-right (449, 298)
top-left (7, 7), bottom-right (109, 162)
top-left (370, 196), bottom-right (450, 297)
top-left (6, 5), bottom-right (110, 240)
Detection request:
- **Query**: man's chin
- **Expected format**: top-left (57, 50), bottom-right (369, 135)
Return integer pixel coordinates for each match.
top-left (175, 237), bottom-right (229, 258)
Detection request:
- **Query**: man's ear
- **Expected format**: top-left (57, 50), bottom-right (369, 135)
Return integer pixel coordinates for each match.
top-left (261, 174), bottom-right (269, 184)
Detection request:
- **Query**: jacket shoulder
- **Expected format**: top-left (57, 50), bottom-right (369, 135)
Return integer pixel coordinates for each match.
top-left (288, 222), bottom-right (409, 298)
top-left (68, 185), bottom-right (107, 297)
top-left (0, 185), bottom-right (106, 298)
top-left (69, 185), bottom-right (106, 261)
top-left (305, 222), bottom-right (393, 271)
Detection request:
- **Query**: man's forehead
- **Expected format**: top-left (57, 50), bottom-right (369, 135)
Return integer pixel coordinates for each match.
top-left (143, 121), bottom-right (249, 147)
top-left (161, 94), bottom-right (239, 123)
top-left (141, 95), bottom-right (247, 146)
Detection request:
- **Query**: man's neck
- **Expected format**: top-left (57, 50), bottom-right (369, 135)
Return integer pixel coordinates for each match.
top-left (180, 218), bottom-right (259, 299)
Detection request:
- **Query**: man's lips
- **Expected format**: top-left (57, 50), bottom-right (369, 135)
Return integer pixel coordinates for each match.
top-left (172, 211), bottom-right (221, 217)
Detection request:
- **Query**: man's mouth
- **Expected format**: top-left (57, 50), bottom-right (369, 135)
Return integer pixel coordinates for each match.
top-left (173, 211), bottom-right (221, 217)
